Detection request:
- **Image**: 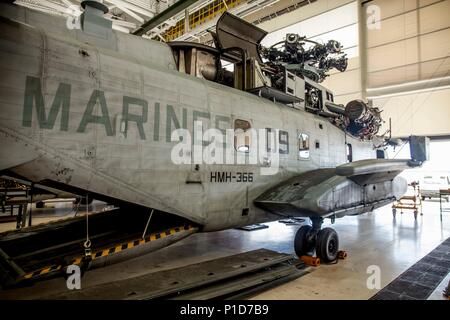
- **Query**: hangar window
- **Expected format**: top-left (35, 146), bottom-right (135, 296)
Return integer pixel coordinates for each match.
top-left (298, 133), bottom-right (310, 159)
top-left (234, 119), bottom-right (252, 152)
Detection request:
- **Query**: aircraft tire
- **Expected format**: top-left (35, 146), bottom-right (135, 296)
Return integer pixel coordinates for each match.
top-left (294, 225), bottom-right (315, 257)
top-left (316, 228), bottom-right (339, 263)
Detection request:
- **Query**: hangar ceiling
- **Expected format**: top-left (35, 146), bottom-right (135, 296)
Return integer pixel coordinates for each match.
top-left (13, 0), bottom-right (181, 34)
top-left (13, 0), bottom-right (306, 41)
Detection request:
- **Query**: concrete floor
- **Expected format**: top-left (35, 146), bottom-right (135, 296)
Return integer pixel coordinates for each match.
top-left (0, 200), bottom-right (449, 300)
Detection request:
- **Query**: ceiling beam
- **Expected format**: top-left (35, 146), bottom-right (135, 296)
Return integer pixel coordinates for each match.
top-left (115, 3), bottom-right (145, 23)
top-left (133, 0), bottom-right (198, 36)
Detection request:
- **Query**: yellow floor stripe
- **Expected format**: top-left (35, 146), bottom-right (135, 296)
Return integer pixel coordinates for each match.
top-left (17, 225), bottom-right (196, 282)
top-left (41, 267), bottom-right (51, 274)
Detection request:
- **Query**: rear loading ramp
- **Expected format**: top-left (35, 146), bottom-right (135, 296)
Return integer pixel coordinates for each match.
top-left (0, 208), bottom-right (198, 287)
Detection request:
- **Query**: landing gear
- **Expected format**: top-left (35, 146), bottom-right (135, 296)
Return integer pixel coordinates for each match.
top-left (294, 217), bottom-right (340, 263)
top-left (294, 225), bottom-right (315, 257)
top-left (316, 228), bottom-right (339, 262)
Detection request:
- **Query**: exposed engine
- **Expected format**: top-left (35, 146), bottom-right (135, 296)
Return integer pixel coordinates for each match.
top-left (331, 100), bottom-right (383, 140)
top-left (258, 33), bottom-right (381, 140)
top-left (261, 33), bottom-right (348, 83)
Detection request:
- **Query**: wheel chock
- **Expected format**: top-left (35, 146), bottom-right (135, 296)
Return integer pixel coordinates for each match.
top-left (338, 250), bottom-right (348, 260)
top-left (300, 255), bottom-right (320, 267)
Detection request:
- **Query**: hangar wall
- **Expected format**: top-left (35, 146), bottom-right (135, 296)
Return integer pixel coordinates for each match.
top-left (364, 0), bottom-right (450, 137)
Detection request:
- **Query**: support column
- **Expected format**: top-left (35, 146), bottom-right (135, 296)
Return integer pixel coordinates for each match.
top-left (357, 0), bottom-right (368, 101)
top-left (184, 8), bottom-right (189, 34)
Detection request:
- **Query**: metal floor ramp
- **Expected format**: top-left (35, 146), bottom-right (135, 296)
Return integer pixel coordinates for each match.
top-left (48, 249), bottom-right (311, 300)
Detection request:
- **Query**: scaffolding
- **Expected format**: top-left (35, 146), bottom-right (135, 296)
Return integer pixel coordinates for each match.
top-left (392, 182), bottom-right (423, 220)
top-left (162, 0), bottom-right (245, 41)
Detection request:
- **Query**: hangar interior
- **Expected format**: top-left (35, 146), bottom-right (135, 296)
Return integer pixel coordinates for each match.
top-left (0, 0), bottom-right (449, 300)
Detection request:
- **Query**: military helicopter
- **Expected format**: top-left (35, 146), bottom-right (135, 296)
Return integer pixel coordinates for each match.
top-left (0, 1), bottom-right (428, 285)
